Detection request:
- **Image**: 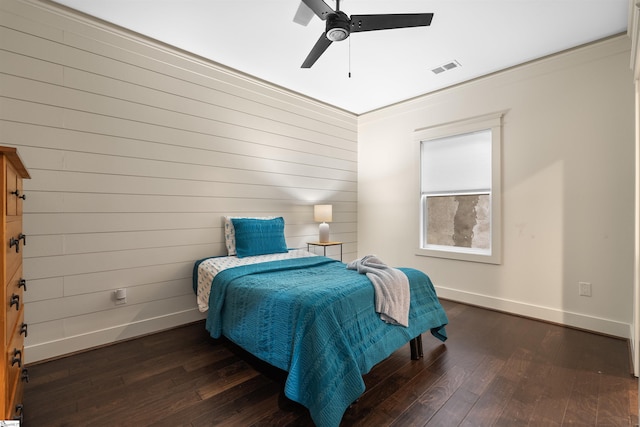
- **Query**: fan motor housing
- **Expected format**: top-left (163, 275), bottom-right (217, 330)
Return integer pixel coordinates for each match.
top-left (325, 11), bottom-right (350, 41)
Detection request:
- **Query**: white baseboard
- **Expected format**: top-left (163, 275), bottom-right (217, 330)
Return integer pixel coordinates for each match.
top-left (25, 309), bottom-right (207, 364)
top-left (435, 286), bottom-right (632, 339)
top-left (26, 291), bottom-right (632, 365)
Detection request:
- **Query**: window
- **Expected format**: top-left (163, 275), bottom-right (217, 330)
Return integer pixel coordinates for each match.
top-left (415, 112), bottom-right (504, 264)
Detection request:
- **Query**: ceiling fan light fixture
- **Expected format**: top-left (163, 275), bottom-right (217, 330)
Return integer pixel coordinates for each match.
top-left (325, 11), bottom-right (351, 41)
top-left (326, 27), bottom-right (349, 41)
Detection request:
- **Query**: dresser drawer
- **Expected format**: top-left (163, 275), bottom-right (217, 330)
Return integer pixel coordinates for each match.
top-left (5, 267), bottom-right (24, 347)
top-left (5, 323), bottom-right (25, 404)
top-left (5, 218), bottom-right (23, 282)
top-left (6, 162), bottom-right (17, 216)
top-left (5, 161), bottom-right (25, 217)
top-left (4, 347), bottom-right (25, 422)
top-left (6, 372), bottom-right (24, 422)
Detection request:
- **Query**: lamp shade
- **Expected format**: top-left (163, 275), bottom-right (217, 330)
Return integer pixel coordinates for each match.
top-left (314, 205), bottom-right (332, 223)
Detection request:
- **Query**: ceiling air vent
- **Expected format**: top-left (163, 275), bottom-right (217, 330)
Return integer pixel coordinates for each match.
top-left (431, 60), bottom-right (461, 75)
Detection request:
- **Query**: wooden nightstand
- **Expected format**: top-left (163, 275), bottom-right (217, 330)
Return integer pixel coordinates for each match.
top-left (307, 241), bottom-right (343, 261)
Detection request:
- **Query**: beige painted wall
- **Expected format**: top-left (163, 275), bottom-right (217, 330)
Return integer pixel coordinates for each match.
top-left (0, 0), bottom-right (358, 363)
top-left (358, 35), bottom-right (635, 338)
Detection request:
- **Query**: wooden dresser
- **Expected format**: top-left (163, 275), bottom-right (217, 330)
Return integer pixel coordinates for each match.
top-left (0, 147), bottom-right (30, 422)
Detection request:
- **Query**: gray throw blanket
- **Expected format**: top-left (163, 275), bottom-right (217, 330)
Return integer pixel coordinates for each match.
top-left (346, 255), bottom-right (410, 327)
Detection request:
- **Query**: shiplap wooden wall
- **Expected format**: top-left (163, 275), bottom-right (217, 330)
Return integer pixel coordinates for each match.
top-left (0, 0), bottom-right (358, 363)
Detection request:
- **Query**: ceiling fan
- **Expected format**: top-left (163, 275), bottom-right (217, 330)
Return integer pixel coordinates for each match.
top-left (297, 0), bottom-right (434, 68)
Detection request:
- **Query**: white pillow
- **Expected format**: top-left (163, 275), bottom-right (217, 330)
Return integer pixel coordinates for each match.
top-left (223, 216), bottom-right (276, 256)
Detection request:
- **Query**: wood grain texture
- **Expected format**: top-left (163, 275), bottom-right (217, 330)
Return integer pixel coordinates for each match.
top-left (23, 300), bottom-right (638, 426)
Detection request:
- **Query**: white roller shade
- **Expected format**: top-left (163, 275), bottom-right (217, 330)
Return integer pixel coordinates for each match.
top-left (421, 129), bottom-right (492, 193)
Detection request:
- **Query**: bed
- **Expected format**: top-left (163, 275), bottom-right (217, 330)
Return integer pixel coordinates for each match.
top-left (193, 217), bottom-right (448, 427)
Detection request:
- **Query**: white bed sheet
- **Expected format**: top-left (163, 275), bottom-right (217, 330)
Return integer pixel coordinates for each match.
top-left (196, 249), bottom-right (317, 312)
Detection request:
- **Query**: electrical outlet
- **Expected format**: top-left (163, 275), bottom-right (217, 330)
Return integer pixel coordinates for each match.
top-left (578, 281), bottom-right (592, 297)
top-left (114, 288), bottom-right (127, 305)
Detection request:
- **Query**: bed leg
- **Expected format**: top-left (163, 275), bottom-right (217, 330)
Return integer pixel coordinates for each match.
top-left (410, 334), bottom-right (423, 360)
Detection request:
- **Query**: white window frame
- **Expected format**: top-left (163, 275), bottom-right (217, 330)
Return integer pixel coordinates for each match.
top-left (415, 111), bottom-right (505, 264)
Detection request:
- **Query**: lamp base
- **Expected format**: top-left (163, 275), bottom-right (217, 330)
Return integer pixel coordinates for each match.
top-left (319, 222), bottom-right (330, 243)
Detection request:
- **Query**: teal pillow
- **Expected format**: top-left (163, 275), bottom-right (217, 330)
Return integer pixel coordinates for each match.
top-left (231, 217), bottom-right (288, 258)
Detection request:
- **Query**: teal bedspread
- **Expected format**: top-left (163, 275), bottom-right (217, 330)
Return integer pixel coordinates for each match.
top-left (199, 256), bottom-right (448, 427)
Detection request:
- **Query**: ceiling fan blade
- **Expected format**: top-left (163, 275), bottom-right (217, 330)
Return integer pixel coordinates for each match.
top-left (350, 13), bottom-right (434, 33)
top-left (301, 0), bottom-right (334, 20)
top-left (293, 1), bottom-right (315, 26)
top-left (301, 33), bottom-right (333, 68)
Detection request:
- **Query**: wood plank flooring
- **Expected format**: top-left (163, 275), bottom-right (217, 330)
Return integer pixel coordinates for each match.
top-left (23, 300), bottom-right (638, 426)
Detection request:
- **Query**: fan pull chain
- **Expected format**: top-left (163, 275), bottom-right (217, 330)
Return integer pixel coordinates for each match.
top-left (348, 36), bottom-right (351, 78)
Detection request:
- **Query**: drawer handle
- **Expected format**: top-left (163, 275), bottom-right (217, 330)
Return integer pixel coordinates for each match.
top-left (11, 349), bottom-right (22, 368)
top-left (21, 368), bottom-right (29, 383)
top-left (10, 234), bottom-right (26, 253)
top-left (20, 322), bottom-right (28, 337)
top-left (10, 294), bottom-right (20, 311)
top-left (18, 278), bottom-right (27, 291)
top-left (9, 236), bottom-right (20, 253)
top-left (11, 189), bottom-right (26, 200)
top-left (13, 403), bottom-right (24, 423)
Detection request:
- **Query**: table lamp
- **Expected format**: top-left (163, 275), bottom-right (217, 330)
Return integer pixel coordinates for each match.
top-left (314, 204), bottom-right (332, 243)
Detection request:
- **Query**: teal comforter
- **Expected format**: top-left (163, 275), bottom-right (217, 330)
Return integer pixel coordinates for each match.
top-left (199, 256), bottom-right (448, 427)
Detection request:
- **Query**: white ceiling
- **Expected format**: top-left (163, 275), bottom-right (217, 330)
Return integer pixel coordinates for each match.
top-left (51, 0), bottom-right (629, 114)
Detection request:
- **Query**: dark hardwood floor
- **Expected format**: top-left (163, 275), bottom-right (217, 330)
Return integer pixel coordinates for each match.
top-left (24, 300), bottom-right (638, 426)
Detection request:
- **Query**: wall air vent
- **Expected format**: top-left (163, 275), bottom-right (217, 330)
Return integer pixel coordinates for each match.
top-left (431, 60), bottom-right (461, 75)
